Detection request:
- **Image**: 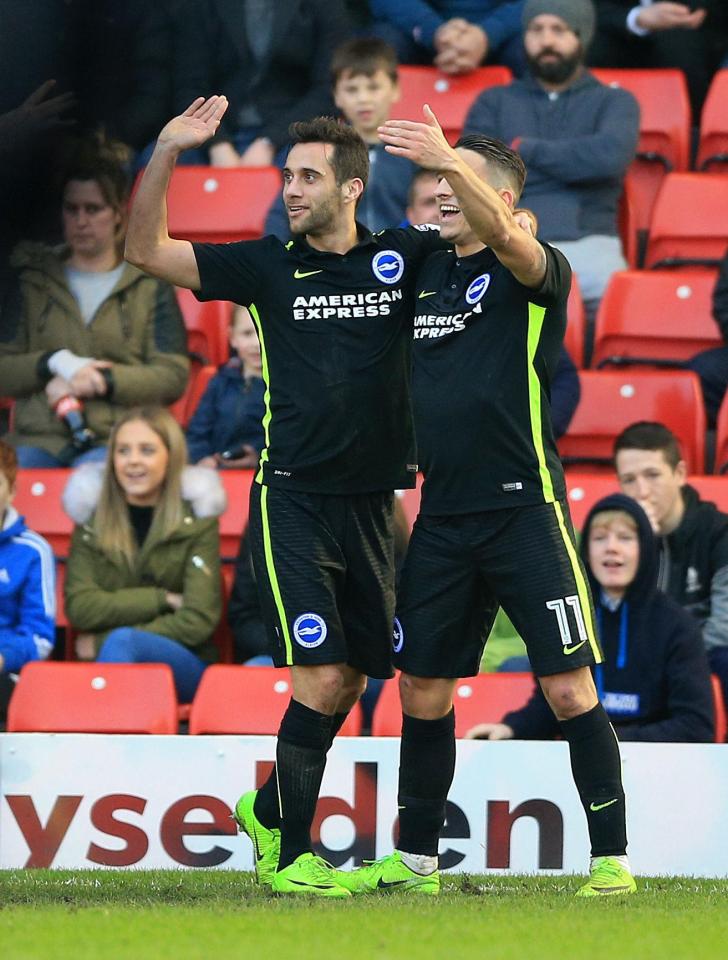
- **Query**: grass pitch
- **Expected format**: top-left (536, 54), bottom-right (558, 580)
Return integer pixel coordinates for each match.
top-left (1, 871), bottom-right (726, 960)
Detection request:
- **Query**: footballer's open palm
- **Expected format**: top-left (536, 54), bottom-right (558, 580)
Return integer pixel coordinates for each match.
top-left (157, 96), bottom-right (229, 153)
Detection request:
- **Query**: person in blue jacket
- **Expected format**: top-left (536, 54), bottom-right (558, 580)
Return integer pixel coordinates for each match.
top-left (0, 440), bottom-right (56, 706)
top-left (467, 493), bottom-right (715, 742)
top-left (186, 305), bottom-right (265, 469)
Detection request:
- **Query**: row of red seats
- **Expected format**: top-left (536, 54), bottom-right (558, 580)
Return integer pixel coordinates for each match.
top-left (8, 661), bottom-right (726, 742)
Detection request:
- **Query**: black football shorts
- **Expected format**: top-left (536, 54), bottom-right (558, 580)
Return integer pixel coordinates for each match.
top-left (394, 499), bottom-right (602, 678)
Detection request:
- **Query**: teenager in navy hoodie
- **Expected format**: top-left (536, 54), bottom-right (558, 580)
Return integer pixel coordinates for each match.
top-left (467, 494), bottom-right (715, 742)
top-left (0, 440), bottom-right (56, 713)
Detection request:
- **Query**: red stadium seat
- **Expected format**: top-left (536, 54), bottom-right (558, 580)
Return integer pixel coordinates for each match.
top-left (618, 170), bottom-right (639, 269)
top-left (7, 662), bottom-right (178, 734)
top-left (592, 270), bottom-right (721, 368)
top-left (371, 673), bottom-right (535, 738)
top-left (591, 69), bottom-right (691, 260)
top-left (715, 393), bottom-right (728, 475)
top-left (644, 174), bottom-right (728, 270)
top-left (169, 357), bottom-right (204, 428)
top-left (218, 469), bottom-right (254, 559)
top-left (181, 364), bottom-right (217, 428)
top-left (558, 369), bottom-right (706, 474)
top-left (712, 675), bottom-right (727, 744)
top-left (13, 468), bottom-right (74, 556)
top-left (396, 65), bottom-right (512, 143)
top-left (690, 476), bottom-right (728, 512)
top-left (565, 473), bottom-right (621, 529)
top-left (189, 664), bottom-right (363, 735)
top-left (176, 287), bottom-right (232, 366)
top-left (565, 274), bottom-right (586, 369)
top-left (165, 166), bottom-right (282, 243)
top-left (697, 70), bottom-right (728, 173)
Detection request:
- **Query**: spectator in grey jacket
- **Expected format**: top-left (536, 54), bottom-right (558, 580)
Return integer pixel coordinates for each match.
top-left (463, 0), bottom-right (639, 320)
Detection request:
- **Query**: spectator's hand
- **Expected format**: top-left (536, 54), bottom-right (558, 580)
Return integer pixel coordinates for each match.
top-left (75, 633), bottom-right (96, 661)
top-left (217, 445), bottom-right (259, 469)
top-left (45, 375), bottom-right (74, 407)
top-left (636, 497), bottom-right (660, 533)
top-left (465, 722), bottom-right (515, 740)
top-left (157, 96), bottom-right (228, 156)
top-left (165, 592), bottom-right (184, 610)
top-left (0, 80), bottom-right (75, 145)
top-left (240, 138), bottom-right (275, 167)
top-left (196, 455), bottom-right (218, 469)
top-left (379, 105), bottom-right (457, 171)
top-left (514, 208), bottom-right (538, 236)
top-left (209, 141), bottom-right (242, 167)
top-left (440, 23), bottom-right (488, 74)
top-left (636, 3), bottom-right (706, 31)
top-left (434, 17), bottom-right (470, 51)
top-left (69, 361), bottom-right (112, 398)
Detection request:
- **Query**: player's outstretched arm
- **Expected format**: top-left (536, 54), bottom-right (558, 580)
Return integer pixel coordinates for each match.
top-left (378, 106), bottom-right (546, 288)
top-left (125, 96), bottom-right (229, 289)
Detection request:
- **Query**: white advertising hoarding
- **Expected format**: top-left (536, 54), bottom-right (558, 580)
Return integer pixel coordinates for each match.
top-left (1, 735), bottom-right (727, 876)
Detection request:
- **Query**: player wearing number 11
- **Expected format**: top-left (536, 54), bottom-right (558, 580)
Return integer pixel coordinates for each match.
top-left (338, 111), bottom-right (635, 897)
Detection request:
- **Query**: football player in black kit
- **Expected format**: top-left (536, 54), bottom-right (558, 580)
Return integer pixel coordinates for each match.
top-left (337, 109), bottom-right (636, 898)
top-left (125, 95), bottom-right (522, 897)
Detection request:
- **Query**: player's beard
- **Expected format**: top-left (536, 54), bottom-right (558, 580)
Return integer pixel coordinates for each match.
top-left (288, 192), bottom-right (343, 237)
top-left (527, 48), bottom-right (582, 86)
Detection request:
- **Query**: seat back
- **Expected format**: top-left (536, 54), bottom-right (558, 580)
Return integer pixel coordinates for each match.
top-left (165, 166), bottom-right (281, 242)
top-left (7, 661), bottom-right (178, 734)
top-left (712, 675), bottom-right (727, 744)
top-left (371, 673), bottom-right (535, 737)
top-left (644, 174), bottom-right (728, 269)
top-left (176, 287), bottom-right (232, 366)
top-left (697, 70), bottom-right (728, 172)
top-left (592, 270), bottom-right (721, 367)
top-left (189, 665), bottom-right (363, 735)
top-left (558, 369), bottom-right (706, 473)
top-left (565, 472), bottom-right (621, 529)
top-left (218, 469), bottom-right (254, 559)
top-left (396, 65), bottom-right (511, 142)
top-left (564, 274), bottom-right (585, 368)
top-left (13, 469), bottom-right (74, 556)
top-left (181, 364), bottom-right (217, 428)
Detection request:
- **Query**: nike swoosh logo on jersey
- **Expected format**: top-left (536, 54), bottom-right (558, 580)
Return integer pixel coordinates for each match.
top-left (418, 290), bottom-right (437, 298)
top-left (294, 269), bottom-right (323, 279)
top-left (589, 798), bottom-right (619, 812)
top-left (563, 640), bottom-right (587, 656)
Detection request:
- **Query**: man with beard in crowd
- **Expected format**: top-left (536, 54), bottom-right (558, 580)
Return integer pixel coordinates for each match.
top-left (463, 0), bottom-right (638, 325)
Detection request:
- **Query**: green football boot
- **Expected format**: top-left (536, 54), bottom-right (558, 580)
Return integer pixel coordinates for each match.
top-left (271, 853), bottom-right (352, 898)
top-left (233, 790), bottom-right (280, 886)
top-left (575, 856), bottom-right (637, 897)
top-left (336, 851), bottom-right (440, 896)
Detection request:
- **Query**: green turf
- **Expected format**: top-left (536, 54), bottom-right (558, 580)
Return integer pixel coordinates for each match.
top-left (1, 871), bottom-right (726, 960)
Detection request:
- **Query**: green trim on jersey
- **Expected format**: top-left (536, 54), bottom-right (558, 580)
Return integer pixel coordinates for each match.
top-left (249, 303), bottom-right (272, 485)
top-left (552, 500), bottom-right (603, 664)
top-left (260, 484), bottom-right (293, 664)
top-left (526, 302), bottom-right (556, 503)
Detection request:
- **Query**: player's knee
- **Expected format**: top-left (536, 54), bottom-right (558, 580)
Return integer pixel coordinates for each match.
top-left (540, 672), bottom-right (596, 720)
top-left (399, 672), bottom-right (452, 718)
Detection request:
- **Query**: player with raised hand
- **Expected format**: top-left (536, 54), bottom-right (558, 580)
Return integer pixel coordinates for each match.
top-left (127, 96), bottom-right (497, 898)
top-left (337, 106), bottom-right (635, 899)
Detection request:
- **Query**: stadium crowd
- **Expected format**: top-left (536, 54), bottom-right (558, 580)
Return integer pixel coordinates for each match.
top-left (0, 0), bottom-right (727, 749)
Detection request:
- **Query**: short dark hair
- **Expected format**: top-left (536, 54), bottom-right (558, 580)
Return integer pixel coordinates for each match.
top-left (613, 421), bottom-right (683, 469)
top-left (331, 37), bottom-right (398, 85)
top-left (407, 168), bottom-right (438, 206)
top-left (0, 439), bottom-right (18, 489)
top-left (287, 117), bottom-right (370, 191)
top-left (454, 134), bottom-right (526, 202)
top-left (57, 133), bottom-right (131, 211)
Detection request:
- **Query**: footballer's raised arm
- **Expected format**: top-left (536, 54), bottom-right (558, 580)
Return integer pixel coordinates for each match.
top-left (125, 96), bottom-right (228, 290)
top-left (378, 105), bottom-right (546, 289)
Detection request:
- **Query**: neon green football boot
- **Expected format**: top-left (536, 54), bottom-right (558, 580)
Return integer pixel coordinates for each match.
top-left (575, 856), bottom-right (637, 897)
top-left (271, 853), bottom-right (352, 898)
top-left (233, 790), bottom-right (280, 886)
top-left (336, 851), bottom-right (440, 896)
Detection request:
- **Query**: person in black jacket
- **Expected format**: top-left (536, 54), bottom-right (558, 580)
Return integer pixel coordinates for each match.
top-left (687, 249), bottom-right (728, 430)
top-left (467, 493), bottom-right (715, 742)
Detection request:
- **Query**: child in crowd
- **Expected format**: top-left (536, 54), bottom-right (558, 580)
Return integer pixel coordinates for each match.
top-left (264, 37), bottom-right (417, 239)
top-left (468, 494), bottom-right (715, 743)
top-left (186, 305), bottom-right (265, 469)
top-left (0, 440), bottom-right (56, 715)
top-left (63, 407), bottom-right (225, 702)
